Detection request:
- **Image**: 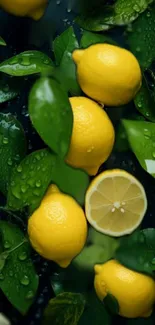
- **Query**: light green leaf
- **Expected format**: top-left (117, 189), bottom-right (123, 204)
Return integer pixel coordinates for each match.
top-left (88, 227), bottom-right (120, 252)
top-left (0, 37), bottom-right (6, 46)
top-left (80, 31), bottom-right (116, 48)
top-left (0, 221), bottom-right (38, 314)
top-left (123, 119), bottom-right (155, 176)
top-left (134, 77), bottom-right (155, 122)
top-left (43, 292), bottom-right (85, 325)
top-left (28, 77), bottom-right (73, 158)
top-left (0, 51), bottom-right (53, 76)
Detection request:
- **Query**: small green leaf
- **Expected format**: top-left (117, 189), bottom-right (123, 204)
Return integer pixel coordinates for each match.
top-left (0, 113), bottom-right (26, 196)
top-left (7, 149), bottom-right (56, 213)
top-left (0, 51), bottom-right (53, 76)
top-left (80, 31), bottom-right (117, 48)
top-left (104, 294), bottom-right (119, 315)
top-left (53, 27), bottom-right (81, 95)
top-left (29, 77), bottom-right (73, 158)
top-left (0, 36), bottom-right (6, 46)
top-left (134, 77), bottom-right (155, 122)
top-left (43, 292), bottom-right (85, 325)
top-left (76, 0), bottom-right (153, 31)
top-left (122, 119), bottom-right (155, 177)
top-left (52, 159), bottom-right (89, 205)
top-left (0, 221), bottom-right (39, 314)
top-left (0, 74), bottom-right (24, 103)
top-left (128, 4), bottom-right (155, 68)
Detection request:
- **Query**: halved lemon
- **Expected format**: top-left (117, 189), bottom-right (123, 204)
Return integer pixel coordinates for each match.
top-left (85, 169), bottom-right (147, 237)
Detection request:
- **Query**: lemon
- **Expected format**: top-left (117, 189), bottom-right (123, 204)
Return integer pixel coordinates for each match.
top-left (66, 97), bottom-right (115, 175)
top-left (85, 169), bottom-right (147, 236)
top-left (94, 260), bottom-right (155, 318)
top-left (0, 0), bottom-right (47, 20)
top-left (28, 184), bottom-right (87, 268)
top-left (73, 44), bottom-right (142, 107)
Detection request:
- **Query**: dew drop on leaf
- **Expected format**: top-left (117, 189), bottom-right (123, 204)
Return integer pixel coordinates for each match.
top-left (3, 137), bottom-right (8, 144)
top-left (9, 271), bottom-right (13, 277)
top-left (21, 185), bottom-right (27, 193)
top-left (18, 251), bottom-right (27, 261)
top-left (0, 273), bottom-right (4, 280)
top-left (20, 275), bottom-right (30, 286)
top-left (4, 240), bottom-right (11, 249)
top-left (35, 180), bottom-right (41, 188)
top-left (17, 165), bottom-right (22, 173)
top-left (26, 290), bottom-right (34, 300)
top-left (7, 158), bottom-right (13, 166)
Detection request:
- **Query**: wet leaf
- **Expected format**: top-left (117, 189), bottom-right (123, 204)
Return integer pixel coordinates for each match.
top-left (0, 113), bottom-right (26, 196)
top-left (0, 74), bottom-right (24, 103)
top-left (7, 149), bottom-right (56, 213)
top-left (80, 30), bottom-right (117, 48)
top-left (128, 4), bottom-right (155, 68)
top-left (76, 0), bottom-right (153, 31)
top-left (0, 51), bottom-right (53, 76)
top-left (43, 292), bottom-right (85, 325)
top-left (52, 159), bottom-right (89, 205)
top-left (0, 37), bottom-right (6, 46)
top-left (123, 119), bottom-right (155, 177)
top-left (29, 77), bottom-right (73, 158)
top-left (53, 27), bottom-right (81, 95)
top-left (0, 221), bottom-right (38, 314)
top-left (134, 77), bottom-right (155, 122)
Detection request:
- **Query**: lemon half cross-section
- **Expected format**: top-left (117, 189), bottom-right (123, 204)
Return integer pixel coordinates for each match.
top-left (85, 169), bottom-right (147, 237)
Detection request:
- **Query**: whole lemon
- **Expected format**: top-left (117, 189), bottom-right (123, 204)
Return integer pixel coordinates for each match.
top-left (0, 0), bottom-right (47, 20)
top-left (73, 44), bottom-right (142, 107)
top-left (94, 260), bottom-right (155, 318)
top-left (28, 185), bottom-right (87, 268)
top-left (66, 97), bottom-right (115, 175)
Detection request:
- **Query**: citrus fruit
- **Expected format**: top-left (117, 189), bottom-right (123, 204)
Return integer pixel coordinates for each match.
top-left (0, 0), bottom-right (47, 20)
top-left (66, 97), bottom-right (115, 175)
top-left (28, 184), bottom-right (87, 268)
top-left (73, 44), bottom-right (142, 106)
top-left (85, 169), bottom-right (147, 236)
top-left (94, 260), bottom-right (155, 318)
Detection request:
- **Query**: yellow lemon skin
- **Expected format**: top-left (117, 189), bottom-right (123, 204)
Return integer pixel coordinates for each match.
top-left (73, 44), bottom-right (142, 107)
top-left (0, 0), bottom-right (47, 20)
top-left (28, 187), bottom-right (87, 268)
top-left (66, 97), bottom-right (115, 175)
top-left (94, 260), bottom-right (155, 318)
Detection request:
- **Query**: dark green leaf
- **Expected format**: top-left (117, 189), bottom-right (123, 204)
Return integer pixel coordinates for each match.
top-left (7, 149), bottom-right (56, 213)
top-left (53, 27), bottom-right (81, 95)
top-left (29, 77), bottom-right (73, 158)
top-left (123, 119), bottom-right (155, 176)
top-left (126, 313), bottom-right (155, 325)
top-left (0, 113), bottom-right (26, 196)
top-left (80, 31), bottom-right (117, 48)
top-left (0, 221), bottom-right (38, 314)
top-left (128, 4), bottom-right (155, 68)
top-left (0, 36), bottom-right (6, 46)
top-left (76, 0), bottom-right (153, 31)
top-left (0, 74), bottom-right (24, 103)
top-left (114, 123), bottom-right (130, 152)
top-left (52, 159), bottom-right (89, 205)
top-left (115, 228), bottom-right (155, 276)
top-left (0, 51), bottom-right (53, 76)
top-left (104, 294), bottom-right (119, 315)
top-left (79, 290), bottom-right (112, 325)
top-left (134, 77), bottom-right (155, 122)
top-left (43, 292), bottom-right (85, 325)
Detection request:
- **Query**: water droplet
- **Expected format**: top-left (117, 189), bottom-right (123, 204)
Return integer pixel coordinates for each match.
top-left (137, 102), bottom-right (142, 108)
top-left (21, 185), bottom-right (27, 193)
top-left (56, 0), bottom-right (61, 4)
top-left (3, 137), bottom-right (8, 144)
top-left (144, 128), bottom-right (151, 139)
top-left (14, 154), bottom-right (20, 162)
top-left (17, 165), bottom-right (22, 173)
top-left (20, 275), bottom-right (30, 286)
top-left (18, 251), bottom-right (27, 261)
top-left (0, 273), bottom-right (4, 280)
top-left (26, 290), bottom-right (34, 299)
top-left (43, 59), bottom-right (50, 65)
top-left (36, 154), bottom-right (41, 161)
top-left (133, 4), bottom-right (140, 12)
top-left (146, 112), bottom-right (150, 117)
top-left (7, 158), bottom-right (13, 166)
top-left (9, 270), bottom-right (13, 277)
top-left (36, 180), bottom-right (41, 188)
top-left (4, 240), bottom-right (11, 249)
top-left (147, 11), bottom-right (151, 17)
top-left (152, 258), bottom-right (155, 265)
top-left (9, 57), bottom-right (18, 65)
top-left (21, 57), bottom-right (30, 66)
top-left (152, 152), bottom-right (155, 159)
top-left (136, 46), bottom-right (141, 52)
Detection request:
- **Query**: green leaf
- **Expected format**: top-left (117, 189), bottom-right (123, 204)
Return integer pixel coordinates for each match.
top-left (126, 313), bottom-right (155, 325)
top-left (0, 36), bottom-right (6, 46)
top-left (28, 77), bottom-right (73, 158)
top-left (0, 221), bottom-right (39, 314)
top-left (115, 228), bottom-right (155, 276)
top-left (79, 290), bottom-right (112, 325)
top-left (134, 77), bottom-right (155, 122)
top-left (76, 0), bottom-right (153, 31)
top-left (0, 74), bottom-right (24, 103)
top-left (0, 113), bottom-right (26, 196)
top-left (43, 292), bottom-right (85, 325)
top-left (88, 227), bottom-right (119, 254)
top-left (122, 119), bottom-right (155, 176)
top-left (80, 31), bottom-right (117, 48)
top-left (114, 123), bottom-right (130, 152)
top-left (128, 4), bottom-right (155, 68)
top-left (53, 27), bottom-right (81, 95)
top-left (104, 294), bottom-right (119, 315)
top-left (7, 149), bottom-right (56, 213)
top-left (0, 51), bottom-right (53, 76)
top-left (51, 159), bottom-right (89, 205)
